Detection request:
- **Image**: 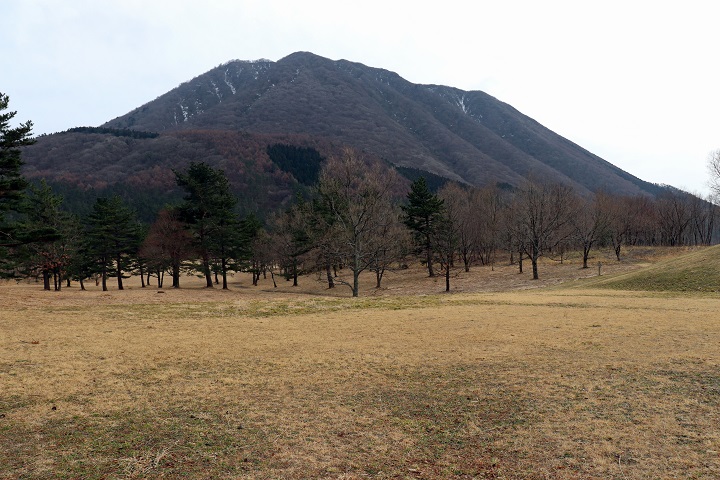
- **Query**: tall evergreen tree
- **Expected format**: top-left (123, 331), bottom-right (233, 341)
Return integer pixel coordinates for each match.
top-left (66, 236), bottom-right (97, 291)
top-left (19, 181), bottom-right (76, 290)
top-left (211, 201), bottom-right (242, 290)
top-left (401, 177), bottom-right (444, 277)
top-left (175, 162), bottom-right (238, 288)
top-left (0, 92), bottom-right (35, 276)
top-left (85, 196), bottom-right (140, 291)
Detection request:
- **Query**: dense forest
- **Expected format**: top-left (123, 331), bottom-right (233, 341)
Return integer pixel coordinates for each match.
top-left (21, 129), bottom-right (352, 222)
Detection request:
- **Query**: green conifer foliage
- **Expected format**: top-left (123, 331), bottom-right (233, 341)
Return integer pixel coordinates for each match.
top-left (401, 177), bottom-right (445, 277)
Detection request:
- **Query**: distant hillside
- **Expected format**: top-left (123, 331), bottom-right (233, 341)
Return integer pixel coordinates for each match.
top-left (22, 128), bottom-right (351, 220)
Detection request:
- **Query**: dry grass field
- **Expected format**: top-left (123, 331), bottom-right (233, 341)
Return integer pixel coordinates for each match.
top-left (2, 248), bottom-right (720, 479)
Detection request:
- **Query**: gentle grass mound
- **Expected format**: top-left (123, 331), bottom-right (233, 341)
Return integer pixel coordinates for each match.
top-left (588, 245), bottom-right (720, 293)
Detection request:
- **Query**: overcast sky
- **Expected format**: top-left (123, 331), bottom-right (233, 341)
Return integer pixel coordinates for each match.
top-left (2, 0), bottom-right (718, 195)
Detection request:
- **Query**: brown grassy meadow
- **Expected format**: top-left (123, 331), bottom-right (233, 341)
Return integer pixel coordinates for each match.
top-left (2, 248), bottom-right (720, 479)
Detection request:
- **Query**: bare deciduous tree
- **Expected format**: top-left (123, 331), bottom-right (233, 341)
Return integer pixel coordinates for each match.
top-left (603, 195), bottom-right (655, 261)
top-left (437, 183), bottom-right (473, 273)
top-left (511, 181), bottom-right (575, 280)
top-left (473, 185), bottom-right (505, 269)
top-left (708, 149), bottom-right (720, 198)
top-left (656, 191), bottom-right (692, 247)
top-left (317, 148), bottom-right (404, 297)
top-left (139, 208), bottom-right (194, 288)
top-left (571, 192), bottom-right (612, 269)
top-left (688, 193), bottom-right (717, 245)
top-left (267, 201), bottom-right (313, 287)
top-left (434, 188), bottom-right (462, 292)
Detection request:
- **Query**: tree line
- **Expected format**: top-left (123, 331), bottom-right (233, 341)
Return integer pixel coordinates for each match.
top-left (2, 93), bottom-right (718, 296)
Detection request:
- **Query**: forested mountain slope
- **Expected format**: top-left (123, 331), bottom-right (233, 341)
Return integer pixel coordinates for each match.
top-left (22, 51), bottom-right (665, 220)
top-left (103, 51), bottom-right (662, 196)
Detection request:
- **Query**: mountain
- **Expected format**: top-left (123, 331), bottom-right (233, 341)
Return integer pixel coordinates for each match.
top-left (22, 51), bottom-right (664, 219)
top-left (102, 52), bottom-right (662, 196)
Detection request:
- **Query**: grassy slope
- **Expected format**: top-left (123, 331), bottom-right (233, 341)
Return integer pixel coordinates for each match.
top-left (579, 245), bottom-right (720, 293)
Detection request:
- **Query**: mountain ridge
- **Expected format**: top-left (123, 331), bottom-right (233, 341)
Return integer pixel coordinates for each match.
top-left (22, 51), bottom-right (666, 220)
top-left (101, 51), bottom-right (661, 196)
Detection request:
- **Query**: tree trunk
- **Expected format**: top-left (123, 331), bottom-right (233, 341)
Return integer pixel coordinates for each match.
top-left (43, 270), bottom-right (51, 291)
top-left (352, 270), bottom-right (360, 297)
top-left (518, 250), bottom-right (523, 274)
top-left (375, 267), bottom-right (385, 289)
top-left (252, 262), bottom-right (260, 286)
top-left (445, 264), bottom-right (450, 292)
top-left (172, 261), bottom-right (180, 288)
top-left (426, 235), bottom-right (434, 277)
top-left (202, 253), bottom-right (213, 288)
top-left (101, 264), bottom-right (108, 292)
top-left (531, 245), bottom-right (540, 280)
top-left (326, 264), bottom-right (335, 288)
top-left (351, 250), bottom-right (361, 297)
top-left (139, 264), bottom-right (146, 288)
top-left (582, 242), bottom-right (591, 269)
top-left (292, 258), bottom-right (298, 287)
top-left (221, 257), bottom-right (228, 290)
top-left (80, 278), bottom-right (86, 291)
top-left (116, 255), bottom-right (124, 290)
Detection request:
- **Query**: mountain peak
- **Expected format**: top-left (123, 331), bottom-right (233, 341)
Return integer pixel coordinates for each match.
top-left (92, 52), bottom-right (661, 196)
top-left (279, 51), bottom-right (326, 62)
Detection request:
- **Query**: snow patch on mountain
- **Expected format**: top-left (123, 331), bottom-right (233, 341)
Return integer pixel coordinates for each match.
top-left (224, 69), bottom-right (236, 94)
top-left (457, 95), bottom-right (469, 114)
top-left (210, 81), bottom-right (222, 101)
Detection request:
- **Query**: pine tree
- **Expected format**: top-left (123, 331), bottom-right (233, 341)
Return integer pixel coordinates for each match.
top-left (175, 162), bottom-right (238, 288)
top-left (0, 92), bottom-right (35, 276)
top-left (85, 196), bottom-right (140, 291)
top-left (19, 181), bottom-right (76, 290)
top-left (211, 201), bottom-right (242, 289)
top-left (401, 177), bottom-right (444, 277)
